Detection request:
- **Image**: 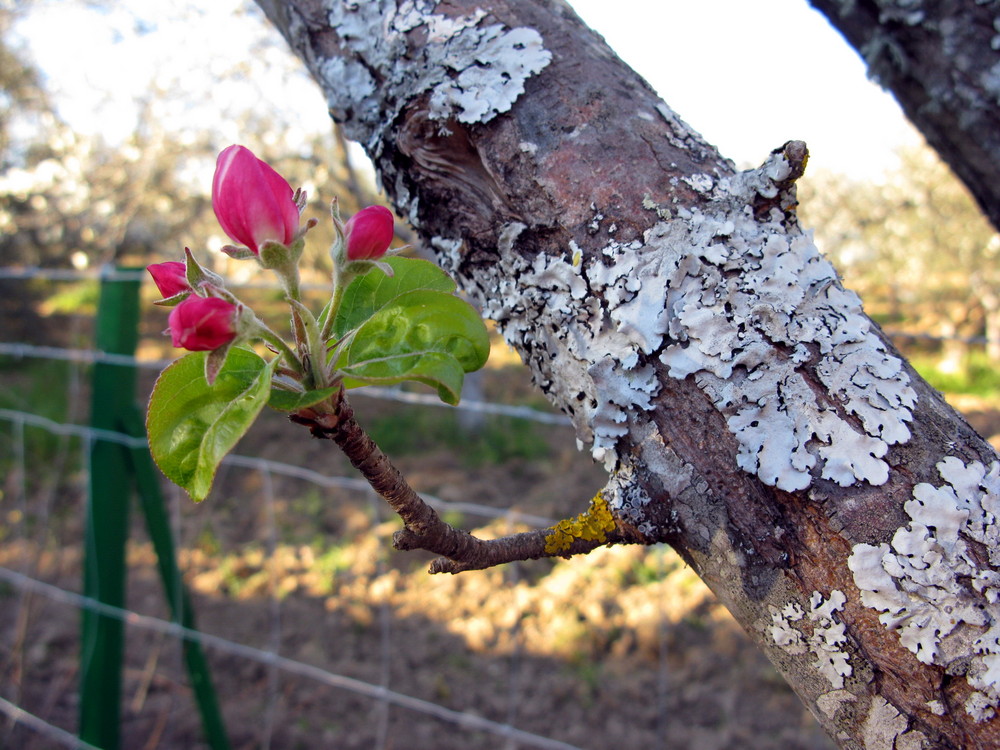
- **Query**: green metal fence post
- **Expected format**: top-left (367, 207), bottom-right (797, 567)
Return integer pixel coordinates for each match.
top-left (79, 267), bottom-right (141, 750)
top-left (80, 267), bottom-right (229, 749)
top-left (121, 405), bottom-right (230, 750)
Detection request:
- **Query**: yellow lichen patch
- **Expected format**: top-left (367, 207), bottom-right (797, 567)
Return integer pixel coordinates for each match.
top-left (543, 492), bottom-right (617, 555)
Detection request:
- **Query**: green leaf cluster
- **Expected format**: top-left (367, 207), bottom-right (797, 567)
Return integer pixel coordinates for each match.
top-left (330, 257), bottom-right (489, 405)
top-left (147, 257), bottom-right (490, 500)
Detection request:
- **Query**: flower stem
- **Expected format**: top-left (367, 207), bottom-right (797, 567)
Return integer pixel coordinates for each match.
top-left (281, 264), bottom-right (302, 303)
top-left (286, 298), bottom-right (327, 388)
top-left (254, 321), bottom-right (304, 376)
top-left (320, 267), bottom-right (353, 342)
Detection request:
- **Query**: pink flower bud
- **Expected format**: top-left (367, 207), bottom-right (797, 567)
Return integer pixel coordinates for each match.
top-left (344, 206), bottom-right (395, 261)
top-left (147, 261), bottom-right (190, 298)
top-left (168, 296), bottom-right (238, 352)
top-left (212, 145), bottom-right (299, 254)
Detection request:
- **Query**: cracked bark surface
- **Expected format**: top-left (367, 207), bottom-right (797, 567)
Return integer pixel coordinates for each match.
top-left (255, 1), bottom-right (1000, 747)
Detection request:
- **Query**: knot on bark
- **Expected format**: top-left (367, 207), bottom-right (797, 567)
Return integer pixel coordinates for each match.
top-left (288, 391), bottom-right (350, 439)
top-left (751, 140), bottom-right (810, 220)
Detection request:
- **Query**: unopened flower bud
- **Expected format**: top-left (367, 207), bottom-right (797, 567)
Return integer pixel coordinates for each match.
top-left (168, 296), bottom-right (238, 351)
top-left (147, 261), bottom-right (191, 299)
top-left (344, 206), bottom-right (394, 261)
top-left (212, 145), bottom-right (300, 255)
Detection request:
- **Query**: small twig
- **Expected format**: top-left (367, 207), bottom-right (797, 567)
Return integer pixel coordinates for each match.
top-left (290, 394), bottom-right (636, 573)
top-left (752, 140), bottom-right (810, 219)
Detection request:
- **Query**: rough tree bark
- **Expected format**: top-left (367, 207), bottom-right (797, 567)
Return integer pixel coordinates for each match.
top-left (808, 0), bottom-right (1000, 233)
top-left (254, 1), bottom-right (1000, 747)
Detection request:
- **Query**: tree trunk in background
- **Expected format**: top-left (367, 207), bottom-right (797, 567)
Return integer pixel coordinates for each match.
top-left (808, 0), bottom-right (1000, 233)
top-left (254, 1), bottom-right (1000, 747)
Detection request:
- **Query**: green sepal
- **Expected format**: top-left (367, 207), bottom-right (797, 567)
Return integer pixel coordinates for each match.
top-left (152, 290), bottom-right (191, 307)
top-left (146, 348), bottom-right (278, 501)
top-left (204, 341), bottom-right (234, 385)
top-left (258, 237), bottom-right (304, 270)
top-left (257, 241), bottom-right (290, 270)
top-left (221, 244), bottom-right (257, 261)
top-left (185, 246), bottom-right (225, 290)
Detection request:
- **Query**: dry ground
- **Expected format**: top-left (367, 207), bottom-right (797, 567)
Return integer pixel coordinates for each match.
top-left (0, 357), bottom-right (849, 750)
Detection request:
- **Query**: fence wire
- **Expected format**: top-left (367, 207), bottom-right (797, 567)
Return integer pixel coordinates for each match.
top-left (0, 264), bottom-right (844, 749)
top-left (3, 264), bottom-right (993, 346)
top-left (0, 695), bottom-right (102, 750)
top-left (0, 258), bottom-right (584, 748)
top-left (0, 408), bottom-right (581, 748)
top-left (0, 341), bottom-right (573, 425)
top-left (0, 409), bottom-right (557, 529)
top-left (0, 568), bottom-right (582, 750)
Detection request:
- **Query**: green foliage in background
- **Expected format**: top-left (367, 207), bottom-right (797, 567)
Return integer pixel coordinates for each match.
top-left (910, 350), bottom-right (1000, 399)
top-left (800, 145), bottom-right (1000, 367)
top-left (364, 402), bottom-right (551, 467)
top-left (0, 357), bottom-right (76, 471)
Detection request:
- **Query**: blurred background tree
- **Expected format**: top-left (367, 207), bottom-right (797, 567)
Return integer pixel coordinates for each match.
top-left (0, 0), bottom-right (386, 344)
top-left (800, 144), bottom-right (1000, 382)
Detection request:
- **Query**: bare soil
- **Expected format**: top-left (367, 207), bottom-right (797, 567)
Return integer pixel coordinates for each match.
top-left (4, 358), bottom-right (934, 750)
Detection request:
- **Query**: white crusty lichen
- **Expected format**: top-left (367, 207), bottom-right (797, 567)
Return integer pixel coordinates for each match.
top-left (925, 699), bottom-right (946, 716)
top-left (817, 688), bottom-right (856, 719)
top-left (769, 590), bottom-right (853, 688)
top-left (471, 230), bottom-right (665, 469)
top-left (426, 24), bottom-right (550, 123)
top-left (445, 148), bottom-right (916, 497)
top-left (874, 0), bottom-right (927, 27)
top-left (849, 457), bottom-right (1000, 721)
top-left (316, 0), bottom-right (550, 150)
top-left (656, 161), bottom-right (916, 491)
top-left (862, 696), bottom-right (910, 750)
top-left (770, 600), bottom-right (807, 651)
top-left (600, 459), bottom-right (656, 536)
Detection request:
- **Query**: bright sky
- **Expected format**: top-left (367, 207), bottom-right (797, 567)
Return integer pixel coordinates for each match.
top-left (567, 0), bottom-right (919, 176)
top-left (12, 1), bottom-right (330, 149)
top-left (12, 0), bottom-right (917, 179)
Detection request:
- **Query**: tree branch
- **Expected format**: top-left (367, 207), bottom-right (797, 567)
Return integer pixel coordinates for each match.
top-left (259, 1), bottom-right (1000, 746)
top-left (290, 394), bottom-right (640, 573)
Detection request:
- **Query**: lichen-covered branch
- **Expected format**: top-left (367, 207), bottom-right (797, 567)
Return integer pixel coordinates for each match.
top-left (257, 1), bottom-right (1000, 747)
top-left (290, 395), bottom-right (639, 573)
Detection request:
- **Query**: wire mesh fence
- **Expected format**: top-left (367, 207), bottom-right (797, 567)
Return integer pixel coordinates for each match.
top-left (0, 266), bottom-right (852, 749)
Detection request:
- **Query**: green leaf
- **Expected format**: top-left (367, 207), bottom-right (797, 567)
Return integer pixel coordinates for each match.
top-left (268, 385), bottom-right (339, 412)
top-left (336, 289), bottom-right (490, 405)
top-left (331, 256), bottom-right (456, 340)
top-left (146, 348), bottom-right (277, 501)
